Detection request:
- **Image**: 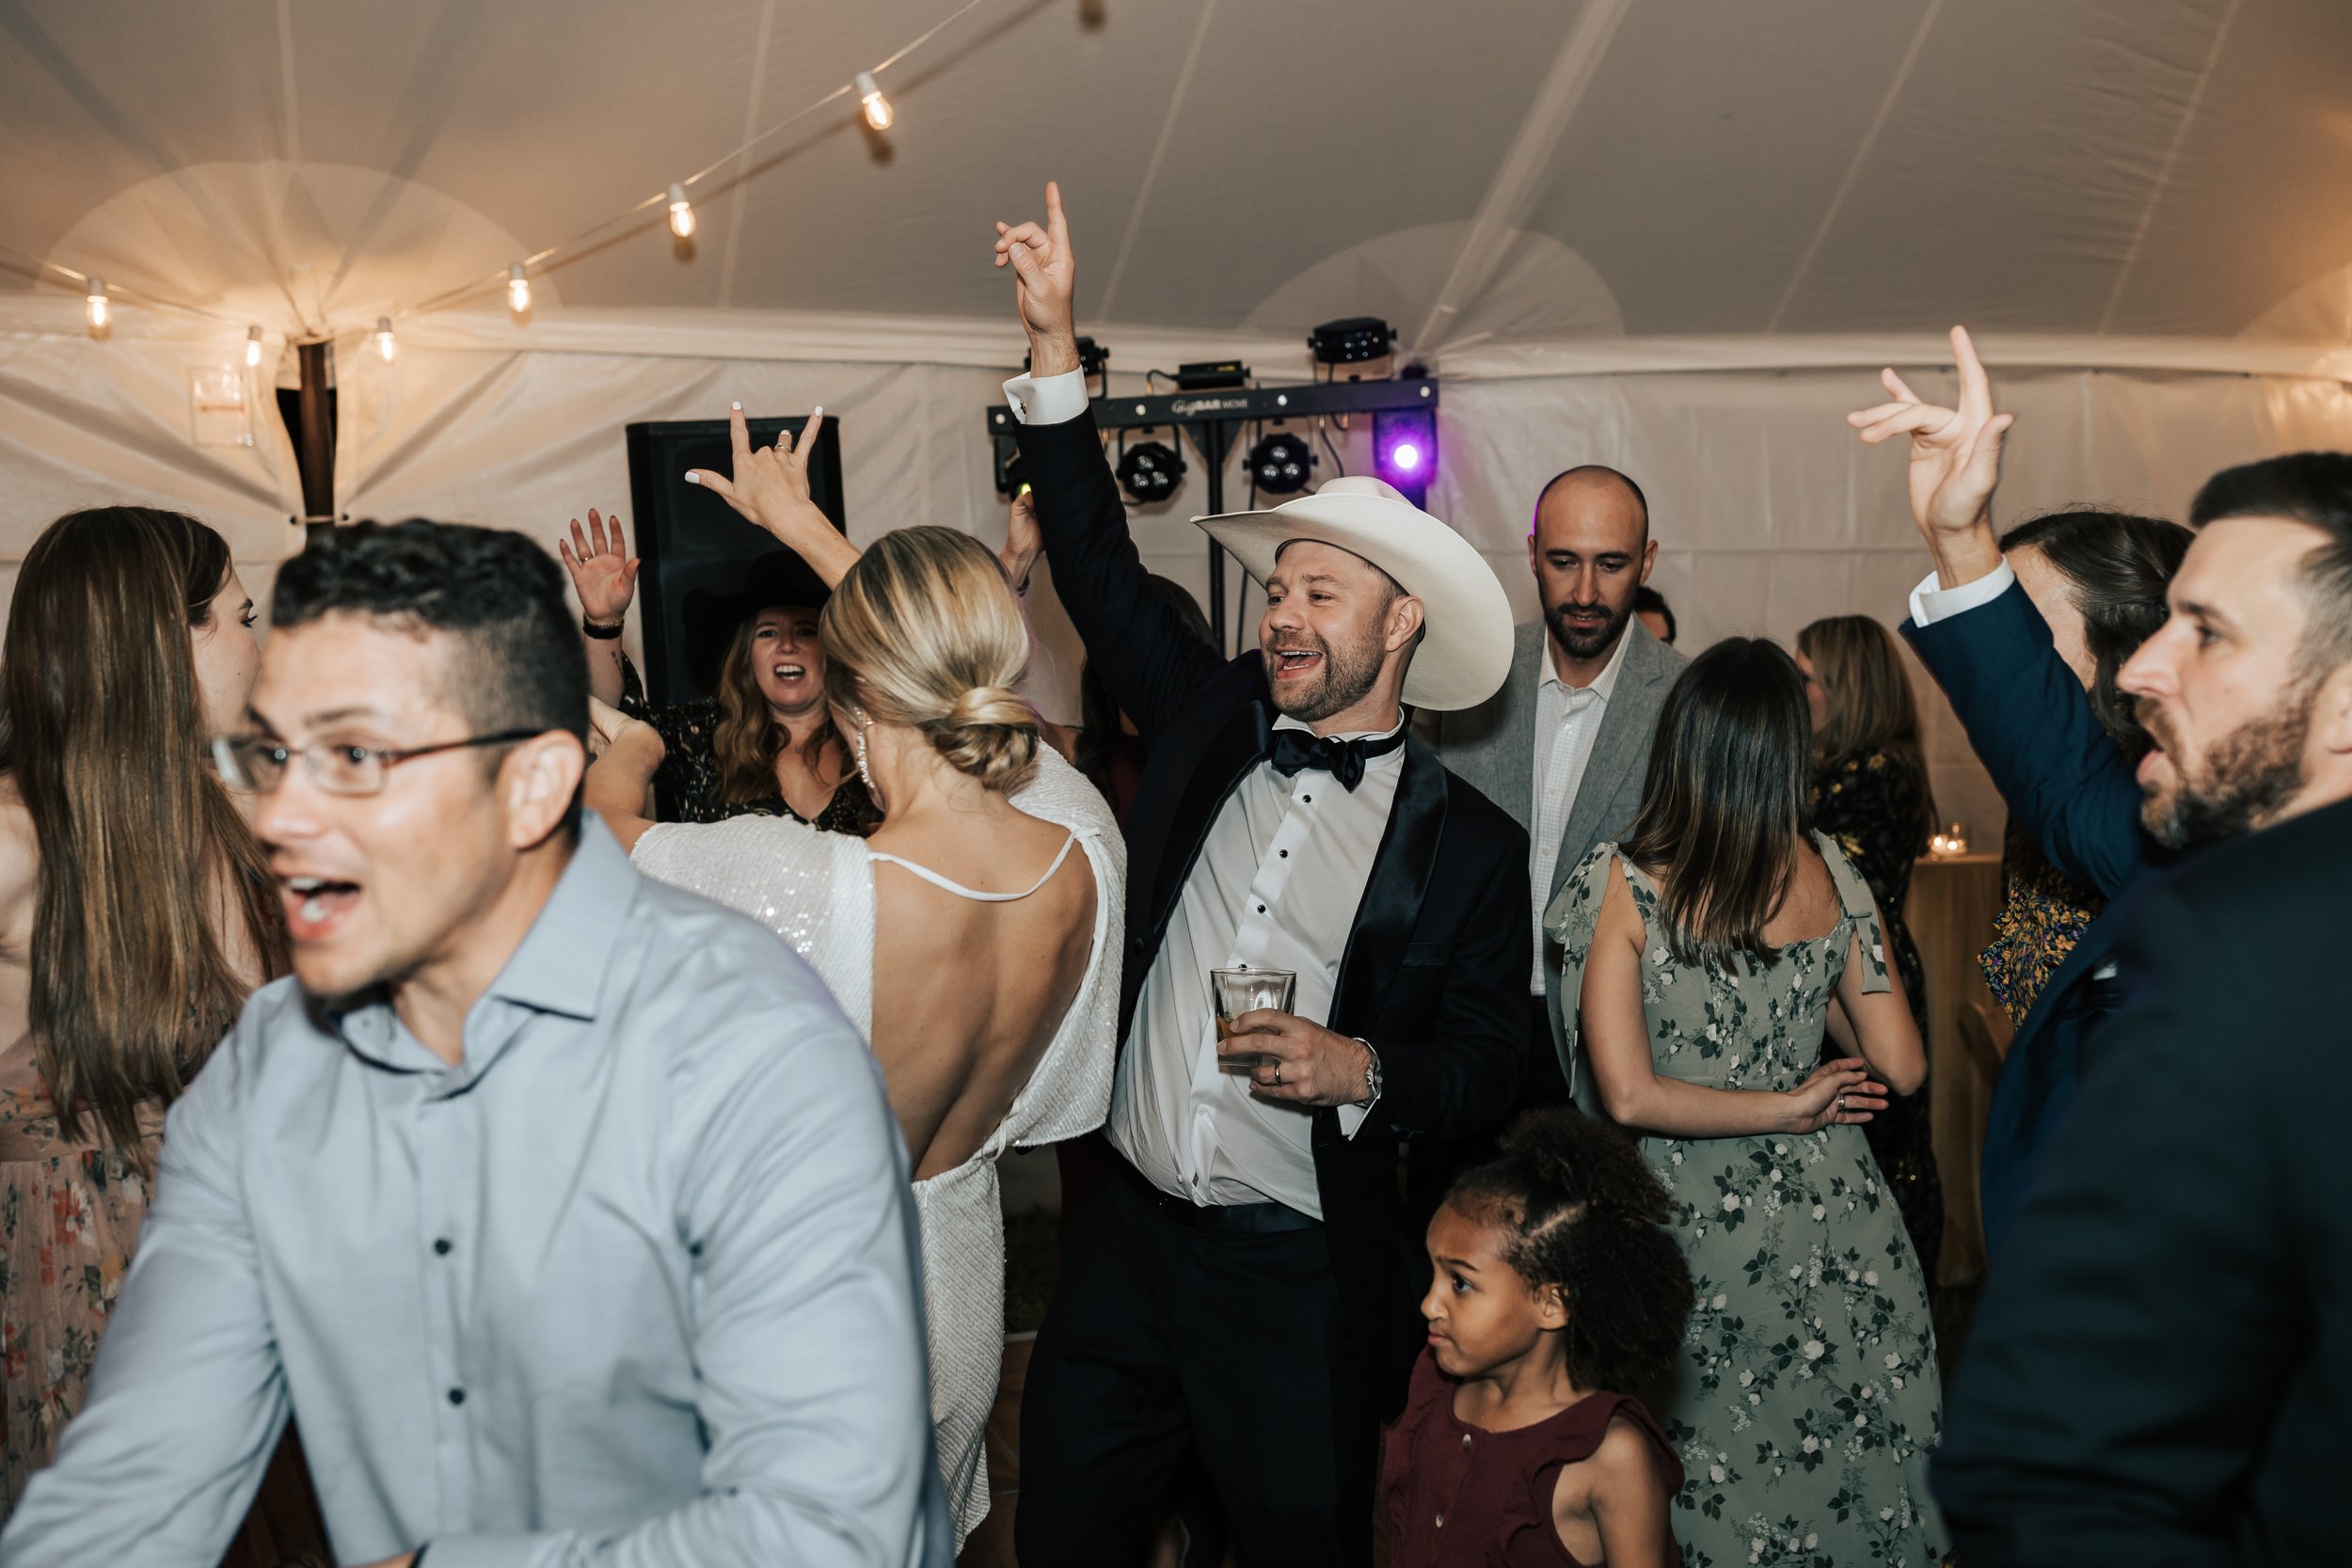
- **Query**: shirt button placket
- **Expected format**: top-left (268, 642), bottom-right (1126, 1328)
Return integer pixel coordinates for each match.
top-left (420, 1075), bottom-right (479, 1516)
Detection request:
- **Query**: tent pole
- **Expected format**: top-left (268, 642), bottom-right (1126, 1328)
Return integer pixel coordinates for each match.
top-left (295, 340), bottom-right (337, 546)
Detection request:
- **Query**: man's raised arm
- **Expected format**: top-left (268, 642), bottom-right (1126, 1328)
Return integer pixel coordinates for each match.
top-left (992, 182), bottom-right (1229, 741)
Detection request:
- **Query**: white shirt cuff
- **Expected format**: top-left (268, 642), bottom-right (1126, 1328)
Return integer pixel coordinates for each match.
top-left (1001, 368), bottom-right (1090, 426)
top-left (1338, 1100), bottom-right (1372, 1139)
top-left (1908, 559), bottom-right (2016, 626)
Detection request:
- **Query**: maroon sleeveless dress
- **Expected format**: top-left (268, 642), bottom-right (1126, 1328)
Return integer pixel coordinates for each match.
top-left (1380, 1349), bottom-right (1684, 1567)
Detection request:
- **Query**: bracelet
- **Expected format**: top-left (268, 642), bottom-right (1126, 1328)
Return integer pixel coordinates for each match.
top-left (1355, 1037), bottom-right (1382, 1107)
top-left (581, 615), bottom-right (624, 641)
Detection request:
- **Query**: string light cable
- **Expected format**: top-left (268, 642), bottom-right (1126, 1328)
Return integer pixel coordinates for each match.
top-left (401, 0), bottom-right (999, 324)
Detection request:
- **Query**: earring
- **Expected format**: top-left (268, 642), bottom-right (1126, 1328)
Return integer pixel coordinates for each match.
top-left (851, 706), bottom-right (882, 809)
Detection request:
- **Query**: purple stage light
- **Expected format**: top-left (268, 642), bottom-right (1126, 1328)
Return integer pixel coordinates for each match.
top-left (1373, 407), bottom-right (1438, 507)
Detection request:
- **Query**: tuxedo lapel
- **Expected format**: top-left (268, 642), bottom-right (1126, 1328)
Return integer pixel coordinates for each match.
top-left (1327, 736), bottom-right (1447, 1037)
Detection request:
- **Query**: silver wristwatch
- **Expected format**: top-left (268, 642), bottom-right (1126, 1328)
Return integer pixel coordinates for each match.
top-left (1355, 1038), bottom-right (1382, 1107)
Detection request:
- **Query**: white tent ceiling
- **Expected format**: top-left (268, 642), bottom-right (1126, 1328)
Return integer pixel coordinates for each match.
top-left (8, 0), bottom-right (2352, 350)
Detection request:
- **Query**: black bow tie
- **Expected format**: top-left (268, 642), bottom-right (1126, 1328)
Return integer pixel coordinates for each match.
top-left (1267, 726), bottom-right (1405, 792)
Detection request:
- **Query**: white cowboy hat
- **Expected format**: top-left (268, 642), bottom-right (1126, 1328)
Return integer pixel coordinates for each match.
top-left (1195, 476), bottom-right (1514, 711)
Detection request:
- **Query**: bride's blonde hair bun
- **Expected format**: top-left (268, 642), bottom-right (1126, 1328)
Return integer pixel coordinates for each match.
top-left (820, 526), bottom-right (1040, 793)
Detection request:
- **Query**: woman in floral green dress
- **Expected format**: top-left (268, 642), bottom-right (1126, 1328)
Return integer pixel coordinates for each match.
top-left (1545, 639), bottom-right (1946, 1568)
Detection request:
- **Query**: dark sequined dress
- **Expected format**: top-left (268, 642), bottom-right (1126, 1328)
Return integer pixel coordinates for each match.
top-left (619, 656), bottom-right (876, 833)
top-left (1809, 748), bottom-right (1943, 1290)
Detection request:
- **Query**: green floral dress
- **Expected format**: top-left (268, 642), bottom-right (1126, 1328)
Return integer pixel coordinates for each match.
top-left (1544, 837), bottom-right (1947, 1568)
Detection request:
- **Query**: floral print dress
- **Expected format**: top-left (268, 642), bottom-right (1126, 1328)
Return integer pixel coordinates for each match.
top-left (0, 1036), bottom-right (159, 1509)
top-left (1544, 837), bottom-right (1947, 1568)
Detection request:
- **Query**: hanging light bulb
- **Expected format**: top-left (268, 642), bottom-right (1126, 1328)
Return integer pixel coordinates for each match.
top-left (667, 182), bottom-right (697, 240)
top-left (507, 262), bottom-right (532, 314)
top-left (245, 325), bottom-right (264, 369)
top-left (855, 71), bottom-right (894, 131)
top-left (373, 317), bottom-right (398, 362)
top-left (85, 277), bottom-right (109, 332)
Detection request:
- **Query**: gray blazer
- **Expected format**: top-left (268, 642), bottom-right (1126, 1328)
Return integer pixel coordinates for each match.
top-left (1418, 617), bottom-right (1688, 1053)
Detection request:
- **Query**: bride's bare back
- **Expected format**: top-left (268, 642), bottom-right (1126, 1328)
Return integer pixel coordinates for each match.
top-left (867, 799), bottom-right (1098, 1180)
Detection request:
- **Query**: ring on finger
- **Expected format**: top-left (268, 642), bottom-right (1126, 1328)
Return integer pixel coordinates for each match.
top-left (1836, 1094), bottom-right (1846, 1114)
top-left (1273, 1063), bottom-right (1283, 1087)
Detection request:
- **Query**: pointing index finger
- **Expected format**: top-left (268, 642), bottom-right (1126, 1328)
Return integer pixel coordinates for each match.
top-left (729, 401), bottom-right (753, 470)
top-left (1045, 179), bottom-right (1069, 251)
top-left (1951, 325), bottom-right (1993, 420)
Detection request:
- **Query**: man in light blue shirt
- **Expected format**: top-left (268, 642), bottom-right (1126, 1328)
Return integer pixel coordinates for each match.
top-left (0, 521), bottom-right (947, 1567)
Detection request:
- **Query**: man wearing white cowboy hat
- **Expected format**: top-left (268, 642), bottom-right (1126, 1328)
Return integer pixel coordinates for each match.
top-left (991, 182), bottom-right (1531, 1568)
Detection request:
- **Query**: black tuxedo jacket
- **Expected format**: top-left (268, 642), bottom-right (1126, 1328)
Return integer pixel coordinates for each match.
top-left (1016, 407), bottom-right (1532, 1413)
top-left (1934, 796), bottom-right (2352, 1565)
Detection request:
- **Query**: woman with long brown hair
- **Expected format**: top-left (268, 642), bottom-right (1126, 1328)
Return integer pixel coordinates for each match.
top-left (560, 510), bottom-right (876, 832)
top-left (0, 508), bottom-right (288, 1508)
top-left (1543, 637), bottom-right (1943, 1566)
top-left (1795, 613), bottom-right (1943, 1285)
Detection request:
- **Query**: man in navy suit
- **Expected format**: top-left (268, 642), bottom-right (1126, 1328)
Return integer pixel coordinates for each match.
top-left (1933, 452), bottom-right (2352, 1563)
top-left (1849, 327), bottom-right (2174, 1257)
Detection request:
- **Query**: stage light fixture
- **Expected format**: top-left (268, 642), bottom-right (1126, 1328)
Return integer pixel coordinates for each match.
top-left (1116, 438), bottom-right (1186, 504)
top-left (856, 71), bottom-right (894, 131)
top-left (1308, 316), bottom-right (1394, 366)
top-left (245, 325), bottom-right (264, 368)
top-left (1374, 407), bottom-right (1437, 507)
top-left (1247, 430), bottom-right (1315, 496)
top-left (667, 182), bottom-right (697, 239)
top-left (86, 277), bottom-right (109, 332)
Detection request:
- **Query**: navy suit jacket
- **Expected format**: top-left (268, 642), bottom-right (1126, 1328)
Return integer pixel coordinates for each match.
top-left (1935, 796), bottom-right (2352, 1565)
top-left (1900, 579), bottom-right (2167, 1258)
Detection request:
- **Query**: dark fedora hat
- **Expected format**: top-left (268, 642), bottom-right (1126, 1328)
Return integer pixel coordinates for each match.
top-left (681, 550), bottom-right (832, 696)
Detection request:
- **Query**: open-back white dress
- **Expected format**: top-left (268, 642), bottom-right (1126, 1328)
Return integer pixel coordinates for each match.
top-left (630, 747), bottom-right (1123, 1548)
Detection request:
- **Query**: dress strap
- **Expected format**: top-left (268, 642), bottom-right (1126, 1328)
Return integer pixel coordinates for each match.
top-left (868, 832), bottom-right (1079, 903)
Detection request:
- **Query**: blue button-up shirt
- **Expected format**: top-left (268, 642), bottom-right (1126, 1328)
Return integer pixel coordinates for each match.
top-left (0, 818), bottom-right (948, 1567)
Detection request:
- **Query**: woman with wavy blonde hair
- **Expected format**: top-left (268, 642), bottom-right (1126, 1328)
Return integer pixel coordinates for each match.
top-left (584, 409), bottom-right (1123, 1550)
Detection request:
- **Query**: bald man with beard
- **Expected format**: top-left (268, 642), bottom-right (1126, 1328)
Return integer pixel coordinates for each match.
top-left (1421, 465), bottom-right (1689, 1112)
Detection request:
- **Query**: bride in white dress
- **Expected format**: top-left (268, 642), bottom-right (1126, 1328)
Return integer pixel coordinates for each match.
top-left (583, 411), bottom-right (1123, 1548)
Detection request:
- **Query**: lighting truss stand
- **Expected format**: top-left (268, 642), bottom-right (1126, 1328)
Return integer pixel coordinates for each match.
top-left (987, 376), bottom-right (1439, 651)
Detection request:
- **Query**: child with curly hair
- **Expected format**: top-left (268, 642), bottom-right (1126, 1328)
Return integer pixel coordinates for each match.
top-left (1382, 1109), bottom-right (1694, 1567)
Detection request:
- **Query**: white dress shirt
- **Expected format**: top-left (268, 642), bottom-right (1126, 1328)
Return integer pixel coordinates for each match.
top-left (1103, 717), bottom-right (1395, 1215)
top-left (1527, 626), bottom-right (1631, 991)
top-left (1908, 559), bottom-right (2018, 626)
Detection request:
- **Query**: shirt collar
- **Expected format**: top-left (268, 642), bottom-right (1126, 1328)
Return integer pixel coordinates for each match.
top-left (325, 816), bottom-right (640, 1072)
top-left (1540, 620), bottom-right (1634, 704)
top-left (483, 814), bottom-right (640, 1020)
top-left (1271, 709), bottom-right (1406, 743)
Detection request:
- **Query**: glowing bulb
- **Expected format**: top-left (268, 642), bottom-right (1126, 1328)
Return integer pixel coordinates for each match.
top-left (856, 71), bottom-right (893, 131)
top-left (245, 325), bottom-right (263, 368)
top-left (1391, 441), bottom-right (1422, 472)
top-left (507, 262), bottom-right (532, 314)
top-left (667, 182), bottom-right (696, 240)
top-left (86, 277), bottom-right (109, 332)
top-left (373, 317), bottom-right (397, 362)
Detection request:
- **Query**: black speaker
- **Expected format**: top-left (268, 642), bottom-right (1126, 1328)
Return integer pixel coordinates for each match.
top-left (623, 414), bottom-right (847, 707)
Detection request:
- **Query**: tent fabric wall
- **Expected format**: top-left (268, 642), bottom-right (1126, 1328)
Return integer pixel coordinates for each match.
top-left (8, 299), bottom-right (2352, 847)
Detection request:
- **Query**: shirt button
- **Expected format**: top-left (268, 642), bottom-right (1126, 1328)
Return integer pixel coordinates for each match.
top-left (1436, 1513), bottom-right (1445, 1528)
top-left (1255, 904), bottom-right (1266, 914)
top-left (1279, 848), bottom-right (1288, 858)
top-left (1302, 794), bottom-right (1313, 803)
top-left (1461, 1433), bottom-right (1472, 1450)
top-left (447, 1387), bottom-right (467, 1406)
top-left (433, 1238), bottom-right (453, 1256)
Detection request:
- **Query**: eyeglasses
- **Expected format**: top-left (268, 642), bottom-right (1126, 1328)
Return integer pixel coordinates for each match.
top-left (213, 728), bottom-right (546, 797)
